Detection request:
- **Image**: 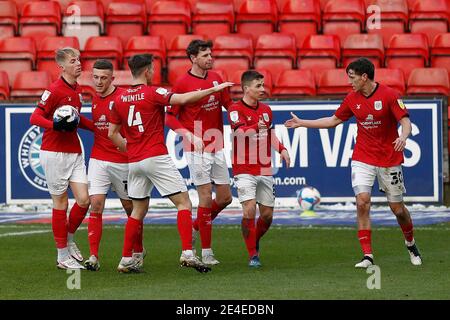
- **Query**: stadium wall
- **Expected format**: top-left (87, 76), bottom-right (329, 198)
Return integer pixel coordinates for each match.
top-left (0, 99), bottom-right (445, 206)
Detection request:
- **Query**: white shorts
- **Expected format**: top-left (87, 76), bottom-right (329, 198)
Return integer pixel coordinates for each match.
top-left (128, 154), bottom-right (187, 199)
top-left (88, 158), bottom-right (130, 199)
top-left (185, 150), bottom-right (230, 186)
top-left (351, 160), bottom-right (406, 202)
top-left (40, 150), bottom-right (88, 195)
top-left (234, 174), bottom-right (275, 207)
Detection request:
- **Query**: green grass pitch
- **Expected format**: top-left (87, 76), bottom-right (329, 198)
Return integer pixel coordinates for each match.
top-left (0, 224), bottom-right (449, 300)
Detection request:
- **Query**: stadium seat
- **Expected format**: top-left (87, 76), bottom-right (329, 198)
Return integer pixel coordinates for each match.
top-left (10, 71), bottom-right (52, 101)
top-left (123, 36), bottom-right (166, 85)
top-left (366, 0), bottom-right (409, 47)
top-left (431, 33), bottom-right (450, 78)
top-left (278, 0), bottom-right (321, 48)
top-left (192, 0), bottom-right (235, 39)
top-left (253, 33), bottom-right (296, 82)
top-left (317, 69), bottom-right (352, 95)
top-left (407, 68), bottom-right (450, 96)
top-left (409, 0), bottom-right (450, 46)
top-left (342, 34), bottom-right (384, 68)
top-left (229, 68), bottom-right (272, 100)
top-left (82, 36), bottom-right (123, 70)
top-left (106, 1), bottom-right (147, 48)
top-left (37, 36), bottom-right (80, 81)
top-left (0, 1), bottom-right (18, 41)
top-left (0, 37), bottom-right (36, 87)
top-left (236, 0), bottom-right (278, 45)
top-left (212, 34), bottom-right (254, 80)
top-left (322, 0), bottom-right (366, 46)
top-left (77, 71), bottom-right (96, 101)
top-left (374, 68), bottom-right (405, 96)
top-left (385, 33), bottom-right (429, 80)
top-left (12, 0), bottom-right (29, 13)
top-left (148, 1), bottom-right (192, 49)
top-left (297, 34), bottom-right (340, 82)
top-left (210, 68), bottom-right (228, 81)
top-left (272, 69), bottom-right (316, 97)
top-left (0, 71), bottom-right (10, 100)
top-left (63, 1), bottom-right (105, 50)
top-left (19, 1), bottom-right (62, 44)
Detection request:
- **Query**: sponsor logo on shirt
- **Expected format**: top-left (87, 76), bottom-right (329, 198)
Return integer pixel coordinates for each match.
top-left (156, 87), bottom-right (168, 96)
top-left (397, 99), bottom-right (406, 109)
top-left (356, 104), bottom-right (361, 109)
top-left (360, 114), bottom-right (382, 129)
top-left (374, 101), bottom-right (382, 111)
top-left (41, 90), bottom-right (51, 102)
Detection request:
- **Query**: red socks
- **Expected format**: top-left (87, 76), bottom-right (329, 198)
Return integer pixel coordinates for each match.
top-left (197, 207), bottom-right (212, 249)
top-left (256, 216), bottom-right (271, 243)
top-left (67, 203), bottom-right (89, 234)
top-left (177, 210), bottom-right (193, 251)
top-left (88, 212), bottom-right (102, 258)
top-left (193, 199), bottom-right (225, 231)
top-left (241, 218), bottom-right (257, 258)
top-left (52, 208), bottom-right (68, 249)
top-left (134, 220), bottom-right (144, 253)
top-left (122, 216), bottom-right (141, 257)
top-left (400, 222), bottom-right (414, 243)
top-left (358, 229), bottom-right (372, 255)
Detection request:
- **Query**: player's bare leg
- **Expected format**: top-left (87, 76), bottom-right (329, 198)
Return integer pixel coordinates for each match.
top-left (389, 201), bottom-right (422, 265)
top-left (170, 192), bottom-right (211, 273)
top-left (256, 203), bottom-right (273, 256)
top-left (355, 192), bottom-right (374, 268)
top-left (241, 199), bottom-right (261, 268)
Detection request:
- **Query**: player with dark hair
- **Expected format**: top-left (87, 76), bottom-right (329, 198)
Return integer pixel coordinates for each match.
top-left (165, 39), bottom-right (233, 265)
top-left (29, 47), bottom-right (94, 270)
top-left (83, 59), bottom-right (145, 271)
top-left (108, 54), bottom-right (233, 273)
top-left (228, 70), bottom-right (290, 268)
top-left (285, 57), bottom-right (422, 268)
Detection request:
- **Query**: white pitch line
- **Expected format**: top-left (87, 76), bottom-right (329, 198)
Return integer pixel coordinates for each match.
top-left (0, 229), bottom-right (52, 237)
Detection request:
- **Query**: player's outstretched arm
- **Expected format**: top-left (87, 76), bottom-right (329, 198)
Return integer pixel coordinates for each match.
top-left (284, 112), bottom-right (342, 129)
top-left (169, 82), bottom-right (234, 106)
top-left (108, 122), bottom-right (127, 152)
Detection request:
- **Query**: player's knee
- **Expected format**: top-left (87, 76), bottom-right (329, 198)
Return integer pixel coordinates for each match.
top-left (77, 197), bottom-right (90, 209)
top-left (90, 200), bottom-right (103, 213)
top-left (391, 204), bottom-right (406, 217)
top-left (356, 197), bottom-right (370, 214)
top-left (218, 194), bottom-right (232, 208)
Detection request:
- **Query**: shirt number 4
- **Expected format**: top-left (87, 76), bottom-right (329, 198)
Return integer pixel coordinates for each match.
top-left (128, 105), bottom-right (144, 132)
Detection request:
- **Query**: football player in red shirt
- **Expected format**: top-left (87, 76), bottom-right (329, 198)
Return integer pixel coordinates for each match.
top-left (108, 54), bottom-right (233, 273)
top-left (285, 58), bottom-right (422, 268)
top-left (165, 40), bottom-right (233, 265)
top-left (228, 71), bottom-right (290, 268)
top-left (84, 59), bottom-right (145, 271)
top-left (29, 47), bottom-right (94, 270)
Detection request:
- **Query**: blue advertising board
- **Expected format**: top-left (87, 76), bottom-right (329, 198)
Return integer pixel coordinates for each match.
top-left (0, 100), bottom-right (444, 204)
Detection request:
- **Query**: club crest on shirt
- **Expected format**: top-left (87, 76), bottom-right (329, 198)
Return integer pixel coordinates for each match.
top-left (374, 100), bottom-right (382, 111)
top-left (397, 99), bottom-right (406, 109)
top-left (230, 111), bottom-right (239, 123)
top-left (262, 113), bottom-right (269, 122)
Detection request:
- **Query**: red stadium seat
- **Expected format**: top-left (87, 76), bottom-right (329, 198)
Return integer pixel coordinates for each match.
top-left (254, 33), bottom-right (296, 82)
top-left (278, 0), bottom-right (321, 48)
top-left (407, 68), bottom-right (450, 96)
top-left (63, 1), bottom-right (105, 50)
top-left (82, 36), bottom-right (123, 70)
top-left (385, 33), bottom-right (429, 80)
top-left (0, 71), bottom-right (10, 100)
top-left (272, 69), bottom-right (316, 97)
top-left (317, 69), bottom-right (352, 95)
top-left (0, 1), bottom-right (18, 41)
top-left (192, 0), bottom-right (234, 39)
top-left (236, 0), bottom-right (278, 45)
top-left (375, 68), bottom-right (405, 96)
top-left (12, 0), bottom-right (29, 13)
top-left (19, 1), bottom-right (61, 44)
top-left (322, 0), bottom-right (366, 46)
top-left (10, 71), bottom-right (52, 100)
top-left (213, 34), bottom-right (254, 80)
top-left (431, 33), bottom-right (450, 78)
top-left (409, 0), bottom-right (450, 46)
top-left (123, 35), bottom-right (166, 85)
top-left (106, 1), bottom-right (147, 48)
top-left (342, 34), bottom-right (384, 68)
top-left (366, 0), bottom-right (409, 47)
top-left (0, 37), bottom-right (36, 87)
top-left (77, 71), bottom-right (96, 101)
top-left (37, 36), bottom-right (80, 81)
top-left (298, 34), bottom-right (340, 82)
top-left (229, 68), bottom-right (272, 99)
top-left (210, 68), bottom-right (228, 81)
top-left (148, 1), bottom-right (191, 49)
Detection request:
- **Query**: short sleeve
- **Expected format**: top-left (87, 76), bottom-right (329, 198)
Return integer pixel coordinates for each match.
top-left (334, 94), bottom-right (354, 122)
top-left (37, 89), bottom-right (57, 116)
top-left (389, 92), bottom-right (409, 121)
top-left (109, 99), bottom-right (122, 125)
top-left (152, 87), bottom-right (173, 107)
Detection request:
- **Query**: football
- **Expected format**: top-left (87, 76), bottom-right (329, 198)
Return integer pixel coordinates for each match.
top-left (53, 105), bottom-right (80, 129)
top-left (297, 186), bottom-right (321, 212)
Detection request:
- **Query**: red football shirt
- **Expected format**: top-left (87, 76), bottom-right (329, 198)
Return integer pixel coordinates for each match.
top-left (90, 87), bottom-right (128, 163)
top-left (334, 83), bottom-right (409, 167)
top-left (228, 100), bottom-right (277, 176)
top-left (35, 77), bottom-right (84, 153)
top-left (167, 70), bottom-right (232, 152)
top-left (109, 84), bottom-right (173, 163)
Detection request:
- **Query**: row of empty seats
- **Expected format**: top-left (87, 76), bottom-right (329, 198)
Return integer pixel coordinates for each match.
top-left (2, 32), bottom-right (450, 88)
top-left (1, 67), bottom-right (448, 101)
top-left (1, 0), bottom-right (450, 50)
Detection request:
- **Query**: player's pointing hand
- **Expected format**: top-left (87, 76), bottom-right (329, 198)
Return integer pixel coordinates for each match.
top-left (213, 82), bottom-right (234, 92)
top-left (284, 112), bottom-right (302, 128)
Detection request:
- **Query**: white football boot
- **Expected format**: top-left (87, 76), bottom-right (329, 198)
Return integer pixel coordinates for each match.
top-left (117, 256), bottom-right (141, 273)
top-left (406, 240), bottom-right (422, 266)
top-left (202, 248), bottom-right (220, 265)
top-left (57, 255), bottom-right (86, 270)
top-left (68, 241), bottom-right (83, 262)
top-left (180, 251), bottom-right (211, 273)
top-left (354, 255), bottom-right (374, 269)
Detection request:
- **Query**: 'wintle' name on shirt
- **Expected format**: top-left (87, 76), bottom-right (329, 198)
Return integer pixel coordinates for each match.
top-left (121, 93), bottom-right (145, 102)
